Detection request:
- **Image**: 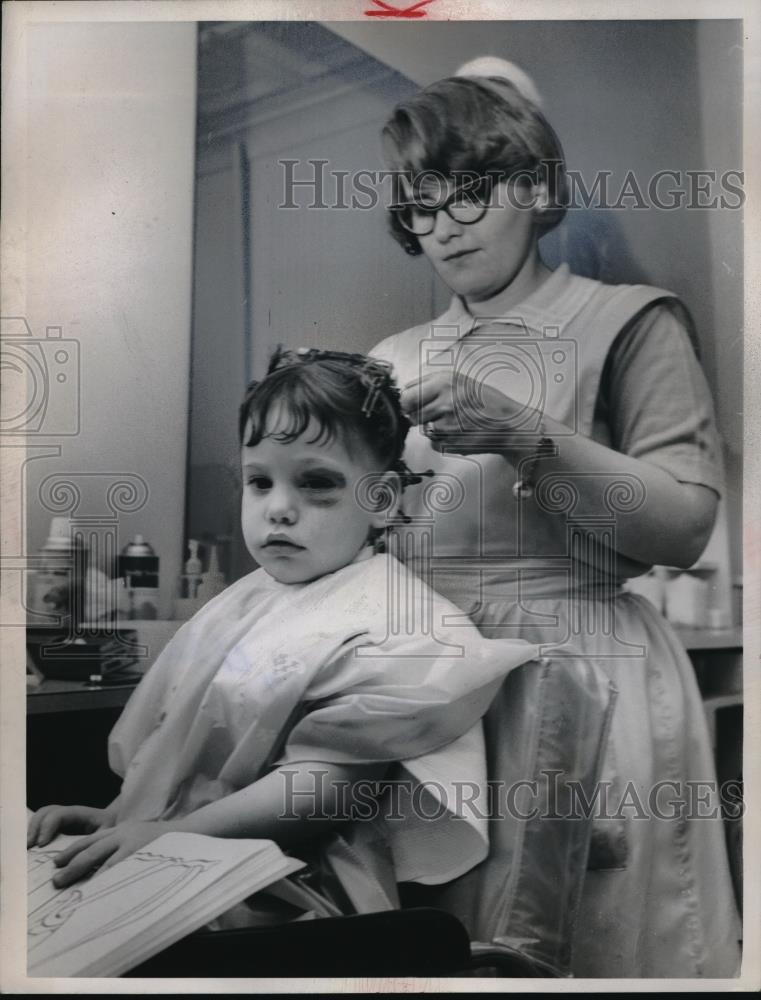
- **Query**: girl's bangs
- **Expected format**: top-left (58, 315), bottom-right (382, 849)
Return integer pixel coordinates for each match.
top-left (243, 377), bottom-right (340, 449)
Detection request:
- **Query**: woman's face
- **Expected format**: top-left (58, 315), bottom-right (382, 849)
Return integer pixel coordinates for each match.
top-left (416, 179), bottom-right (539, 304)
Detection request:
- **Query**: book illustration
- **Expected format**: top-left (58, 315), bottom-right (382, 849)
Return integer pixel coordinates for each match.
top-left (27, 834), bottom-right (82, 893)
top-left (28, 843), bottom-right (219, 956)
top-left (27, 832), bottom-right (305, 977)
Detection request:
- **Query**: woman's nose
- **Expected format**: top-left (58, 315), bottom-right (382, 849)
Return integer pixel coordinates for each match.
top-left (431, 208), bottom-right (462, 242)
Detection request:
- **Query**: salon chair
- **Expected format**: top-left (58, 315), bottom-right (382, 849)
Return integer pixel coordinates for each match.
top-left (126, 909), bottom-right (551, 978)
top-left (127, 657), bottom-right (616, 979)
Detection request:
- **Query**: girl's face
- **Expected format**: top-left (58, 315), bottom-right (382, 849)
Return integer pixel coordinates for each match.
top-left (241, 415), bottom-right (389, 585)
top-left (415, 179), bottom-right (539, 304)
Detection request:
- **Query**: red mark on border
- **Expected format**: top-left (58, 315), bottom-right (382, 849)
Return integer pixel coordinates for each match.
top-left (364, 0), bottom-right (434, 17)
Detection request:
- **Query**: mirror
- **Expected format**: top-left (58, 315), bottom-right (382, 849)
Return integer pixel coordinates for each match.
top-left (187, 20), bottom-right (742, 599)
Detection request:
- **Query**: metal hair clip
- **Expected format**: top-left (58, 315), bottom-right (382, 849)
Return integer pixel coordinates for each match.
top-left (359, 358), bottom-right (395, 417)
top-left (398, 467), bottom-right (435, 487)
top-left (267, 345), bottom-right (400, 420)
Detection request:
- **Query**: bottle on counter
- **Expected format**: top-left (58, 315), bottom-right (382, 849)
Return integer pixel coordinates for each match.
top-left (196, 543), bottom-right (227, 602)
top-left (183, 539), bottom-right (203, 597)
top-left (119, 535), bottom-right (160, 620)
top-left (173, 539), bottom-right (229, 619)
top-left (173, 539), bottom-right (205, 620)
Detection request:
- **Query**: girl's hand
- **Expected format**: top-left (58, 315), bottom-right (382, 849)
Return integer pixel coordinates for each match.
top-left (27, 804), bottom-right (112, 849)
top-left (50, 820), bottom-right (173, 888)
top-left (400, 370), bottom-right (539, 454)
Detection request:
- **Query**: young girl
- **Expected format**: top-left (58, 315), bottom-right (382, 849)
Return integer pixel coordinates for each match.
top-left (27, 347), bottom-right (537, 918)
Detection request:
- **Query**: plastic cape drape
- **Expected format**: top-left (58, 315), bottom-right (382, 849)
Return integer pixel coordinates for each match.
top-left (108, 551), bottom-right (538, 890)
top-left (421, 654), bottom-right (618, 976)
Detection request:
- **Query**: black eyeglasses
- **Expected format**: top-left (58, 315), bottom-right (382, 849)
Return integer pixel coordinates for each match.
top-left (390, 176), bottom-right (495, 236)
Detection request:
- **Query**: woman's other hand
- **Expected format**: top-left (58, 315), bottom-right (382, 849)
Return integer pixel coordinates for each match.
top-left (401, 369), bottom-right (538, 454)
top-left (27, 804), bottom-right (112, 849)
top-left (49, 820), bottom-right (171, 888)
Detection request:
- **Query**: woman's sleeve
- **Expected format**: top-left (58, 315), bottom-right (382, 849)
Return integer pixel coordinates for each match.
top-left (597, 300), bottom-right (725, 497)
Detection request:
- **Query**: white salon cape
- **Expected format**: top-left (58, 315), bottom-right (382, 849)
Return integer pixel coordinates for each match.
top-left (108, 549), bottom-right (537, 911)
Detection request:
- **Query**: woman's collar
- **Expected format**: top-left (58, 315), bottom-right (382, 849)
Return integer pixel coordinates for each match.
top-left (441, 263), bottom-right (573, 332)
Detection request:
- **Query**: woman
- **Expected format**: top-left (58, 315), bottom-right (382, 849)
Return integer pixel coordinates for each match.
top-left (371, 62), bottom-right (741, 977)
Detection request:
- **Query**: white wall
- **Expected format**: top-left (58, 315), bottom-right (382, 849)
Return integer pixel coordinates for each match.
top-left (10, 22), bottom-right (197, 617)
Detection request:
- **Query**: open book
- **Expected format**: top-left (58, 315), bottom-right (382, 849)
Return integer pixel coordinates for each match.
top-left (28, 832), bottom-right (304, 977)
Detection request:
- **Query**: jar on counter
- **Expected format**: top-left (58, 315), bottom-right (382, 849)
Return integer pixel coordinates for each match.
top-left (663, 566), bottom-right (715, 628)
top-left (623, 568), bottom-right (665, 613)
top-left (28, 517), bottom-right (88, 625)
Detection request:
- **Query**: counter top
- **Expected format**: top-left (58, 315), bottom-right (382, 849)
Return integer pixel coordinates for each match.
top-left (26, 626), bottom-right (742, 716)
top-left (27, 677), bottom-right (140, 714)
top-left (674, 626), bottom-right (743, 651)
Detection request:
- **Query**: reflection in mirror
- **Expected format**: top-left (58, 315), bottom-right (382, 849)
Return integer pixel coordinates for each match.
top-left (187, 22), bottom-right (424, 583)
top-left (186, 20), bottom-right (741, 603)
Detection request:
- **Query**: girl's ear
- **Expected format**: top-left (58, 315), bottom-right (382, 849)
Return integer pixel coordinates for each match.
top-left (358, 470), bottom-right (403, 530)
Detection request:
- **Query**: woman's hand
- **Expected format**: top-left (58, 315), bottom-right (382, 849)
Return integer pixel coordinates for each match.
top-left (27, 804), bottom-right (113, 849)
top-left (400, 367), bottom-right (718, 567)
top-left (49, 820), bottom-right (174, 888)
top-left (401, 370), bottom-right (537, 454)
